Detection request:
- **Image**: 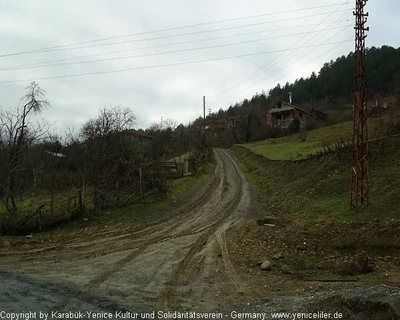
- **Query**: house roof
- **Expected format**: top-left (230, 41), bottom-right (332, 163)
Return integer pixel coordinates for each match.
top-left (266, 101), bottom-right (311, 115)
top-left (268, 105), bottom-right (296, 114)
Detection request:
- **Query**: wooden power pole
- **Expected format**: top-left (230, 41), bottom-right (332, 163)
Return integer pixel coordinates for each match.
top-left (203, 96), bottom-right (206, 133)
top-left (350, 0), bottom-right (370, 211)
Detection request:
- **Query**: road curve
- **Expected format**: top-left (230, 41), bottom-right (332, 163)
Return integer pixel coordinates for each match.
top-left (0, 149), bottom-right (252, 314)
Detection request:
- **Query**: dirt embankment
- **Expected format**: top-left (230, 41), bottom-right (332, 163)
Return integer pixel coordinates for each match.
top-left (226, 145), bottom-right (400, 319)
top-left (228, 144), bottom-right (400, 280)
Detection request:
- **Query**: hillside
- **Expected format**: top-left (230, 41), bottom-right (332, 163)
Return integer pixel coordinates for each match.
top-left (227, 111), bottom-right (400, 293)
top-left (187, 46), bottom-right (400, 148)
top-left (240, 121), bottom-right (353, 160)
top-left (267, 45), bottom-right (400, 105)
top-left (240, 106), bottom-right (400, 161)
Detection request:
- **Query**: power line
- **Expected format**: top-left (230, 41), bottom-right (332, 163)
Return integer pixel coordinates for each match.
top-left (235, 11), bottom-right (353, 98)
top-left (5, 21), bottom-right (351, 70)
top-left (0, 2), bottom-right (350, 58)
top-left (218, 40), bottom-right (352, 109)
top-left (34, 11), bottom-right (352, 54)
top-left (215, 4), bottom-right (351, 98)
top-left (0, 8), bottom-right (352, 58)
top-left (0, 25), bottom-right (352, 71)
top-left (256, 38), bottom-right (352, 101)
top-left (276, 39), bottom-right (352, 85)
top-left (262, 15), bottom-right (352, 83)
top-left (259, 24), bottom-right (352, 90)
top-left (0, 40), bottom-right (352, 84)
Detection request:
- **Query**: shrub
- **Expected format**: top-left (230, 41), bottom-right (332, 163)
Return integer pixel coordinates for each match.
top-left (288, 118), bottom-right (301, 134)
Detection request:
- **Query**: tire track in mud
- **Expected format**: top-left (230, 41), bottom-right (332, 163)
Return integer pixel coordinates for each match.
top-left (21, 153), bottom-right (226, 312)
top-left (215, 228), bottom-right (245, 293)
top-left (0, 156), bottom-right (223, 265)
top-left (157, 149), bottom-right (246, 310)
top-left (0, 149), bottom-right (249, 313)
top-left (214, 149), bottom-right (250, 295)
top-left (76, 151), bottom-right (226, 295)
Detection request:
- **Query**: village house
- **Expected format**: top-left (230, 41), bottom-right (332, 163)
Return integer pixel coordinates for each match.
top-left (266, 101), bottom-right (312, 128)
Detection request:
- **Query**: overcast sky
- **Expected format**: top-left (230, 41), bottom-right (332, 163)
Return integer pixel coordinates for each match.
top-left (0, 0), bottom-right (399, 134)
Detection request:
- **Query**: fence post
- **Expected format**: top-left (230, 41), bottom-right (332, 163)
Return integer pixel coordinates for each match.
top-left (78, 189), bottom-right (84, 217)
top-left (38, 207), bottom-right (43, 232)
top-left (139, 168), bottom-right (143, 196)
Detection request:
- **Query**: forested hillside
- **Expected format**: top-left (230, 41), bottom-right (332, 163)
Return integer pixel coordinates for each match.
top-left (268, 45), bottom-right (400, 104)
top-left (184, 45), bottom-right (400, 146)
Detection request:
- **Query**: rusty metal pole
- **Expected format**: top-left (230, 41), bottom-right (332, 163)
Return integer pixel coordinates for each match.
top-left (350, 0), bottom-right (370, 211)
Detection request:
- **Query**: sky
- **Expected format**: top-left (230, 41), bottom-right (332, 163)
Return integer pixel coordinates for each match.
top-left (0, 0), bottom-right (399, 134)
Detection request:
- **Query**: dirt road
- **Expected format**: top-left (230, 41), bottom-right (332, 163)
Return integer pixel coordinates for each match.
top-left (0, 149), bottom-right (253, 315)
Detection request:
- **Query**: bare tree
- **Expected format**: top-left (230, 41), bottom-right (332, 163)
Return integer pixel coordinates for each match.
top-left (81, 106), bottom-right (136, 139)
top-left (79, 106), bottom-right (139, 209)
top-left (162, 118), bottom-right (178, 131)
top-left (148, 118), bottom-right (177, 132)
top-left (0, 81), bottom-right (49, 218)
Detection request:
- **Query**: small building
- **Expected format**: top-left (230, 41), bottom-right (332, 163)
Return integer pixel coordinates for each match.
top-left (266, 101), bottom-right (311, 129)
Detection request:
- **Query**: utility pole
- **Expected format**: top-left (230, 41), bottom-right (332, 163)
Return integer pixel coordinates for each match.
top-left (203, 96), bottom-right (206, 133)
top-left (350, 0), bottom-right (369, 211)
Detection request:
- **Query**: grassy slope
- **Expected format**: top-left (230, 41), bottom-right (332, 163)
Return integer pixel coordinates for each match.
top-left (243, 106), bottom-right (400, 161)
top-left (232, 140), bottom-right (400, 224)
top-left (235, 111), bottom-right (400, 222)
top-left (241, 121), bottom-right (353, 160)
top-left (229, 118), bottom-right (400, 279)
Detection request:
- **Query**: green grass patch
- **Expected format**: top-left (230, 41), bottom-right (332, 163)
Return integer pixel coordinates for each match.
top-left (241, 109), bottom-right (400, 161)
top-left (231, 137), bottom-right (400, 224)
top-left (240, 121), bottom-right (353, 161)
top-left (0, 190), bottom-right (95, 217)
top-left (168, 162), bottom-right (213, 198)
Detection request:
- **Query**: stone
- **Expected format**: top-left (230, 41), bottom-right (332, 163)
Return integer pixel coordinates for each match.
top-left (260, 260), bottom-right (272, 271)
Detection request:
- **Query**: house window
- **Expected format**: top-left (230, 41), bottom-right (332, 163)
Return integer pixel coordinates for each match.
top-left (299, 113), bottom-right (303, 118)
top-left (276, 114), bottom-right (282, 120)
